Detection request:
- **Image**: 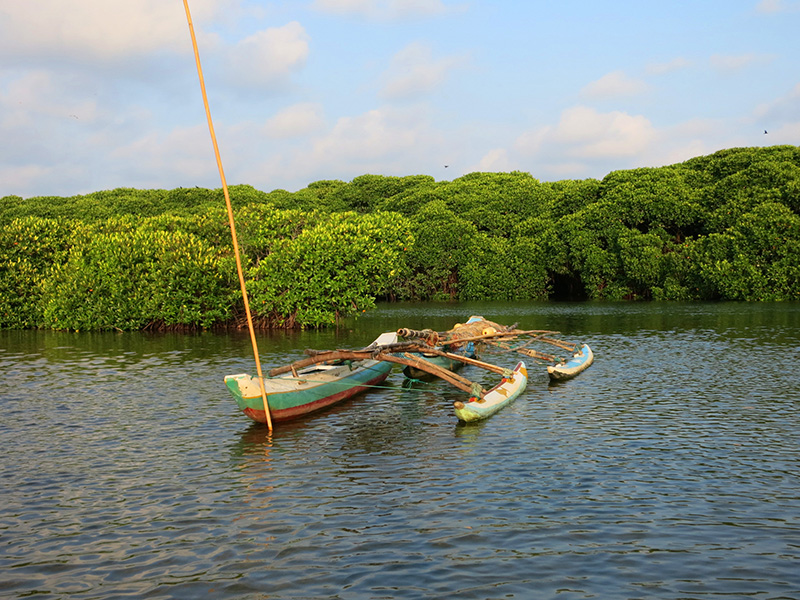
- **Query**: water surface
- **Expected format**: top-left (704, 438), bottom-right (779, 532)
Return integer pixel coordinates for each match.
top-left (1, 302), bottom-right (799, 599)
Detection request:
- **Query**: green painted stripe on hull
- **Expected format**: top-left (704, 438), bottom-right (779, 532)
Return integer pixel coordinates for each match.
top-left (226, 360), bottom-right (393, 423)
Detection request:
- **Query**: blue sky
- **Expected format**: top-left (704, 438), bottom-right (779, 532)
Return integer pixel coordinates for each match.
top-left (1, 0), bottom-right (799, 198)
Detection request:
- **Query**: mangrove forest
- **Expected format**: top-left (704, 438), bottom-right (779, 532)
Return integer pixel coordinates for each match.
top-left (1, 145), bottom-right (799, 331)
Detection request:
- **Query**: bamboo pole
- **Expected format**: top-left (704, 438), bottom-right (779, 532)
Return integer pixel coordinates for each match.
top-left (182, 1), bottom-right (272, 430)
top-left (417, 348), bottom-right (511, 376)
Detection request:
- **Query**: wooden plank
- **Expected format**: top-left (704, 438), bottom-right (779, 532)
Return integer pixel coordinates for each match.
top-left (417, 348), bottom-right (510, 376)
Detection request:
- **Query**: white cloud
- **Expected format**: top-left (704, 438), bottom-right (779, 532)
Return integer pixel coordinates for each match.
top-left (512, 106), bottom-right (663, 179)
top-left (755, 0), bottom-right (800, 13)
top-left (580, 71), bottom-right (650, 99)
top-left (312, 0), bottom-right (374, 14)
top-left (470, 148), bottom-right (515, 173)
top-left (709, 53), bottom-right (772, 72)
top-left (388, 0), bottom-right (452, 18)
top-left (754, 82), bottom-right (800, 120)
top-left (0, 164), bottom-right (50, 194)
top-left (311, 108), bottom-right (421, 161)
top-left (774, 121), bottom-right (800, 138)
top-left (0, 0), bottom-right (238, 62)
top-left (510, 106), bottom-right (772, 183)
top-left (311, 0), bottom-right (454, 19)
top-left (236, 105), bottom-right (446, 188)
top-left (380, 42), bottom-right (465, 99)
top-left (109, 124), bottom-right (217, 185)
top-left (645, 57), bottom-right (692, 76)
top-left (263, 103), bottom-right (326, 138)
top-left (0, 71), bottom-right (100, 127)
top-left (226, 22), bottom-right (310, 88)
top-left (553, 106), bottom-right (657, 158)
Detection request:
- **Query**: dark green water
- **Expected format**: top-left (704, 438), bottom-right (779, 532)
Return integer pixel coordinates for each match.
top-left (1, 302), bottom-right (799, 599)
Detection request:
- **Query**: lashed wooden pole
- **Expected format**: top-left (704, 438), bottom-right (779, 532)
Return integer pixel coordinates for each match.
top-left (182, 0), bottom-right (272, 430)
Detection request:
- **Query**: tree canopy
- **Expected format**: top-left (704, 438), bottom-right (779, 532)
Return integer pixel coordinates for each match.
top-left (2, 145), bottom-right (799, 330)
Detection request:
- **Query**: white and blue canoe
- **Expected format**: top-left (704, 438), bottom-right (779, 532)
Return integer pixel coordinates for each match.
top-left (547, 343), bottom-right (593, 381)
top-left (452, 361), bottom-right (528, 423)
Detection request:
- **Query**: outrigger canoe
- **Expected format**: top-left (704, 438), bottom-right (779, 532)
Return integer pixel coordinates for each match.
top-left (225, 332), bottom-right (397, 423)
top-left (547, 343), bottom-right (593, 381)
top-left (452, 361), bottom-right (528, 423)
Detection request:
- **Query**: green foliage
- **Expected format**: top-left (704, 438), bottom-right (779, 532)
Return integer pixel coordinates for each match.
top-left (544, 179), bottom-right (602, 219)
top-left (395, 200), bottom-right (478, 301)
top-left (235, 204), bottom-right (321, 263)
top-left (687, 203), bottom-right (800, 301)
top-left (436, 172), bottom-right (554, 237)
top-left (0, 217), bottom-right (84, 329)
top-left (459, 234), bottom-right (550, 301)
top-left (327, 174), bottom-right (434, 213)
top-left (42, 222), bottom-right (231, 331)
top-left (600, 167), bottom-right (702, 238)
top-left (0, 185), bottom-right (275, 223)
top-left (545, 203), bottom-right (625, 300)
top-left (616, 228), bottom-right (674, 300)
top-left (246, 211), bottom-right (413, 327)
top-left (682, 145), bottom-right (800, 182)
top-left (375, 180), bottom-right (442, 216)
top-left (2, 145), bottom-right (799, 331)
top-left (701, 159), bottom-right (800, 231)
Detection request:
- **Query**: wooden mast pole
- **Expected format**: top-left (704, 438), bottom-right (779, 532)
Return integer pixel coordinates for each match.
top-left (182, 0), bottom-right (273, 430)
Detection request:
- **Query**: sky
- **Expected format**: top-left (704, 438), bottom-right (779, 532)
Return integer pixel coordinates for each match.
top-left (1, 0), bottom-right (799, 199)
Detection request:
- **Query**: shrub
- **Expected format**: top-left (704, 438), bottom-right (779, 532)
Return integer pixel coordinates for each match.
top-left (0, 217), bottom-right (83, 329)
top-left (246, 211), bottom-right (413, 327)
top-left (42, 225), bottom-right (231, 331)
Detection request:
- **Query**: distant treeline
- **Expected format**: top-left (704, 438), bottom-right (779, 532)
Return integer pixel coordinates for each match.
top-left (2, 145), bottom-right (799, 330)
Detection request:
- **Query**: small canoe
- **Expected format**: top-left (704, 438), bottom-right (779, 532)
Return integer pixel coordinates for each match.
top-left (225, 332), bottom-right (397, 423)
top-left (452, 361), bottom-right (528, 423)
top-left (547, 344), bottom-right (593, 381)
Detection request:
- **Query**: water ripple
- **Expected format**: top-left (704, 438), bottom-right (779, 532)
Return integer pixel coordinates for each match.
top-left (2, 303), bottom-right (800, 598)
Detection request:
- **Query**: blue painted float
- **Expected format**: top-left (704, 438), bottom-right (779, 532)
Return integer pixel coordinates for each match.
top-left (547, 343), bottom-right (593, 381)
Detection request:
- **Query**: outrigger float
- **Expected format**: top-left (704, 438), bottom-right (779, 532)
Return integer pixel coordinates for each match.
top-left (224, 317), bottom-right (593, 425)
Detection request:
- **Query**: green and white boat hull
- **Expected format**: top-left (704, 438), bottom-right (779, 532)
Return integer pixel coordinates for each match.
top-left (225, 332), bottom-right (397, 423)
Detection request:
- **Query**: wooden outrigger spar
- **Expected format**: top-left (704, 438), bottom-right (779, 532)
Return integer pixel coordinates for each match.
top-left (271, 345), bottom-right (491, 398)
top-left (269, 321), bottom-right (592, 390)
